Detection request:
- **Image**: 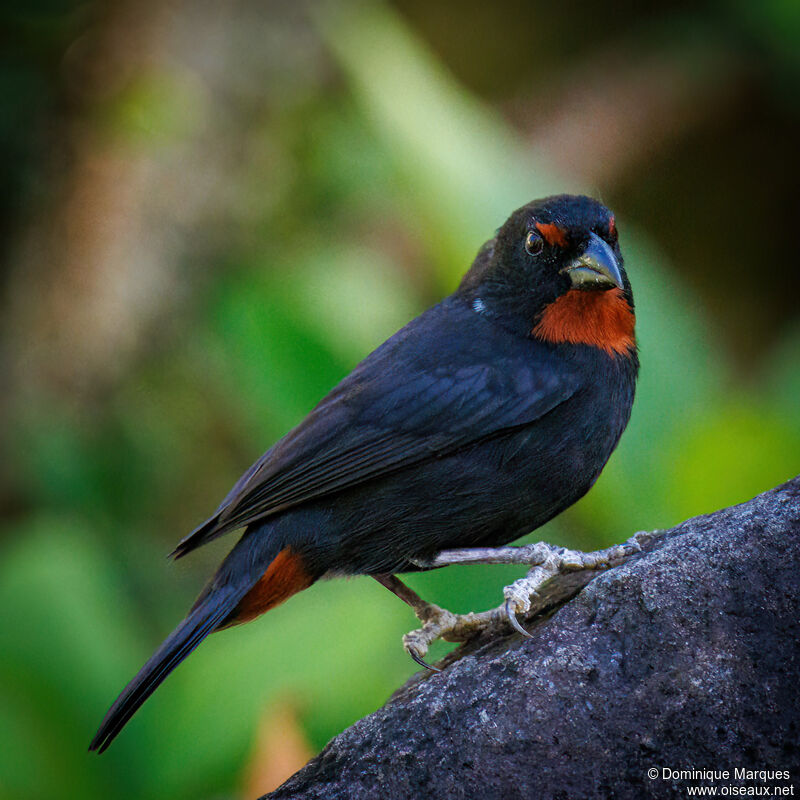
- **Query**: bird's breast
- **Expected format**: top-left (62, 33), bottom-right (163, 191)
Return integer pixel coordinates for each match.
top-left (532, 288), bottom-right (635, 356)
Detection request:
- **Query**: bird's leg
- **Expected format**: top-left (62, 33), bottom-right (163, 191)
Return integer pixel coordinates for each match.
top-left (372, 574), bottom-right (434, 618)
top-left (373, 574), bottom-right (459, 671)
top-left (374, 573), bottom-right (499, 671)
top-left (398, 531), bottom-right (654, 668)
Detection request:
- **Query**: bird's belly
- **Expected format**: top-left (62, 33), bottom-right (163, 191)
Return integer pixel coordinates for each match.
top-left (294, 408), bottom-right (622, 576)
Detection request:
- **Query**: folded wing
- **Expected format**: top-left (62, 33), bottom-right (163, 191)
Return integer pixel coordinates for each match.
top-left (172, 299), bottom-right (580, 558)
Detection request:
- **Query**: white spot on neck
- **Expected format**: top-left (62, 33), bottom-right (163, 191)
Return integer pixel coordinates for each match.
top-left (472, 298), bottom-right (486, 314)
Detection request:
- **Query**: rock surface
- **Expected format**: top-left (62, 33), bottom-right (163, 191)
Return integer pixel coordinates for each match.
top-left (266, 478), bottom-right (800, 799)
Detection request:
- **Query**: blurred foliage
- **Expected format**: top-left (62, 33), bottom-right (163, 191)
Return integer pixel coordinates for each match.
top-left (0, 1), bottom-right (798, 799)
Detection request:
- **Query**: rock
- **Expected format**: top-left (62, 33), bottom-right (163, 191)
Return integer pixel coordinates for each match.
top-left (266, 478), bottom-right (800, 799)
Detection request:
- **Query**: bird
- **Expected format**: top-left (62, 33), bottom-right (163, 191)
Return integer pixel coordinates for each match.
top-left (89, 193), bottom-right (637, 753)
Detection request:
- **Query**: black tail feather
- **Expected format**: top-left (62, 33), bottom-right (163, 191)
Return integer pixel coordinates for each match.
top-left (88, 589), bottom-right (244, 754)
top-left (92, 522), bottom-right (287, 753)
top-left (169, 515), bottom-right (221, 560)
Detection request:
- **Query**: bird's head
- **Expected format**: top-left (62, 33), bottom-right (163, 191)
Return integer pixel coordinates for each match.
top-left (458, 194), bottom-right (635, 357)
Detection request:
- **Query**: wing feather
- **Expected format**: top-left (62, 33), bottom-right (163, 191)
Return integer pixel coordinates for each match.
top-left (171, 299), bottom-right (580, 558)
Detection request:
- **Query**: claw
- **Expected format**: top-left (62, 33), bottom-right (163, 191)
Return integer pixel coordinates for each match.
top-left (504, 598), bottom-right (534, 638)
top-left (407, 648), bottom-right (442, 673)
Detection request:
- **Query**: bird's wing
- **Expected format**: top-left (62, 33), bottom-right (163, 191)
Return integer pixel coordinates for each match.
top-left (172, 299), bottom-right (581, 557)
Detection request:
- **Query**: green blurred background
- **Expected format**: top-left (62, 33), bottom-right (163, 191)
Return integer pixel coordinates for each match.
top-left (1, 0), bottom-right (798, 797)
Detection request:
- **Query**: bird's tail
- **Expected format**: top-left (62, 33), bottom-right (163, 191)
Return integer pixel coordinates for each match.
top-left (88, 588), bottom-right (243, 754)
top-left (89, 535), bottom-right (314, 753)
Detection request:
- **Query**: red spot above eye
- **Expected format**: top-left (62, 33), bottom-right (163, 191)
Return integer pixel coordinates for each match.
top-left (535, 222), bottom-right (569, 247)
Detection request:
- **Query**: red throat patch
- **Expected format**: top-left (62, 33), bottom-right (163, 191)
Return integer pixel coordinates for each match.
top-left (228, 547), bottom-right (314, 625)
top-left (532, 288), bottom-right (636, 356)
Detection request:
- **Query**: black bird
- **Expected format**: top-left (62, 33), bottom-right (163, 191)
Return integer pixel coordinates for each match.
top-left (90, 193), bottom-right (637, 753)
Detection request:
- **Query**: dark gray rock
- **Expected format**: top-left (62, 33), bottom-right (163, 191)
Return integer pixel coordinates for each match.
top-left (266, 478), bottom-right (800, 799)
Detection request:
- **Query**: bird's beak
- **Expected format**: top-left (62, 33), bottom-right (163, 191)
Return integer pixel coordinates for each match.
top-left (563, 232), bottom-right (623, 290)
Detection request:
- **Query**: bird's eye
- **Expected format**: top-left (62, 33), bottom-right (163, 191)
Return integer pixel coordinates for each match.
top-left (608, 216), bottom-right (618, 242)
top-left (525, 232), bottom-right (544, 255)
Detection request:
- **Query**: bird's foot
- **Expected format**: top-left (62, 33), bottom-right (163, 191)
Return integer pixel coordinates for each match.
top-left (402, 603), bottom-right (506, 672)
top-left (398, 531), bottom-right (653, 669)
top-left (374, 573), bottom-right (502, 671)
top-left (494, 533), bottom-right (652, 637)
